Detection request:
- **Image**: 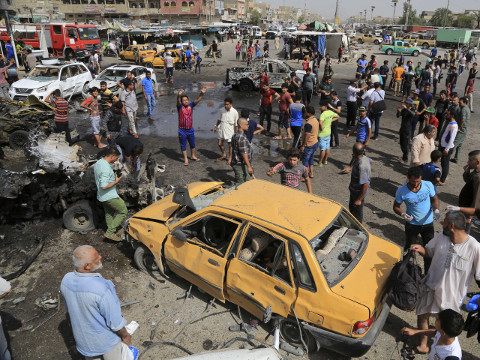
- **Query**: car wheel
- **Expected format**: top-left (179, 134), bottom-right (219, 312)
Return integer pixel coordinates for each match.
top-left (358, 39), bottom-right (363, 44)
top-left (63, 200), bottom-right (98, 233)
top-left (134, 245), bottom-right (166, 277)
top-left (386, 49), bottom-right (393, 55)
top-left (8, 130), bottom-right (29, 150)
top-left (422, 43), bottom-right (429, 49)
top-left (120, 55), bottom-right (125, 60)
top-left (239, 79), bottom-right (254, 92)
top-left (374, 40), bottom-right (379, 45)
top-left (412, 50), bottom-right (419, 57)
top-left (145, 62), bottom-right (154, 69)
top-left (280, 318), bottom-right (318, 353)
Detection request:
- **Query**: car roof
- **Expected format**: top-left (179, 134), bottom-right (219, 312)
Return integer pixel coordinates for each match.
top-left (106, 65), bottom-right (143, 70)
top-left (36, 63), bottom-right (79, 69)
top-left (210, 179), bottom-right (341, 240)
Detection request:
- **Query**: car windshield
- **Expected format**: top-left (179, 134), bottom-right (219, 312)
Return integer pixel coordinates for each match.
top-left (27, 67), bottom-right (59, 81)
top-left (77, 27), bottom-right (99, 40)
top-left (97, 69), bottom-right (128, 81)
top-left (309, 209), bottom-right (368, 287)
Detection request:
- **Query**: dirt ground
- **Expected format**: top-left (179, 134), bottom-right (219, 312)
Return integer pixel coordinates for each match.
top-left (1, 39), bottom-right (479, 360)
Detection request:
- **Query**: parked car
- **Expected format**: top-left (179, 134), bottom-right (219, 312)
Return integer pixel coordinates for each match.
top-left (126, 180), bottom-right (402, 357)
top-left (403, 34), bottom-right (436, 49)
top-left (224, 59), bottom-right (308, 92)
top-left (353, 34), bottom-right (383, 45)
top-left (266, 31), bottom-right (278, 39)
top-left (250, 26), bottom-right (262, 38)
top-left (381, 41), bottom-right (421, 56)
top-left (119, 44), bottom-right (156, 64)
top-left (9, 62), bottom-right (92, 102)
top-left (82, 64), bottom-right (156, 98)
top-left (141, 49), bottom-right (193, 69)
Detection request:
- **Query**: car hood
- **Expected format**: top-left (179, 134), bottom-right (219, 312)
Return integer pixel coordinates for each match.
top-left (12, 78), bottom-right (54, 90)
top-left (131, 181), bottom-right (224, 222)
top-left (331, 235), bottom-right (401, 314)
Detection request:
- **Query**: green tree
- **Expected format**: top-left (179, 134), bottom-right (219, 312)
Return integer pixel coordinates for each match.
top-left (429, 8), bottom-right (453, 27)
top-left (298, 15), bottom-right (305, 24)
top-left (398, 2), bottom-right (422, 25)
top-left (455, 14), bottom-right (473, 28)
top-left (471, 10), bottom-right (480, 29)
top-left (250, 9), bottom-right (262, 25)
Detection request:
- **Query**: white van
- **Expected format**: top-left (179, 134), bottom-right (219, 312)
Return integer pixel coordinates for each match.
top-left (251, 26), bottom-right (262, 38)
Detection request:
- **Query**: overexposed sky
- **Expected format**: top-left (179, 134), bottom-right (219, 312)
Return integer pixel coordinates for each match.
top-left (260, 0), bottom-right (479, 20)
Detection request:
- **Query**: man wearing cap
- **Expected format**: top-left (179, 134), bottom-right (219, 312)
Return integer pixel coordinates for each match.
top-left (411, 124), bottom-right (437, 167)
top-left (164, 51), bottom-right (175, 84)
top-left (425, 106), bottom-right (439, 128)
top-left (397, 98), bottom-right (416, 163)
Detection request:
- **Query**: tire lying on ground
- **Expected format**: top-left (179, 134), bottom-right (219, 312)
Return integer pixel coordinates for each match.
top-left (134, 245), bottom-right (166, 277)
top-left (63, 200), bottom-right (98, 233)
top-left (9, 130), bottom-right (29, 150)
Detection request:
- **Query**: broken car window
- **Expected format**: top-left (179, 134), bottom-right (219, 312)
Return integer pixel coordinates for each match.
top-left (238, 225), bottom-right (292, 287)
top-left (181, 214), bottom-right (240, 257)
top-left (28, 67), bottom-right (59, 80)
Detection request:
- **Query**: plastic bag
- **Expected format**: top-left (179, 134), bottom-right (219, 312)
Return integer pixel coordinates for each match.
top-left (121, 343), bottom-right (139, 360)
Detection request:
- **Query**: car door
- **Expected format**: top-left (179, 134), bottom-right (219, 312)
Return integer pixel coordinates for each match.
top-left (225, 223), bottom-right (296, 319)
top-left (59, 66), bottom-right (75, 97)
top-left (163, 213), bottom-right (243, 301)
top-left (268, 63), bottom-right (288, 89)
top-left (124, 46), bottom-right (133, 60)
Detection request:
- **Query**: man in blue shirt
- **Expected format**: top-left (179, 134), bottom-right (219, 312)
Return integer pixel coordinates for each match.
top-left (241, 109), bottom-right (264, 143)
top-left (94, 147), bottom-right (127, 242)
top-left (142, 70), bottom-right (156, 121)
top-left (393, 166), bottom-right (440, 272)
top-left (61, 245), bottom-right (131, 359)
top-left (356, 54), bottom-right (367, 79)
top-left (5, 41), bottom-right (14, 61)
top-left (185, 46), bottom-right (192, 71)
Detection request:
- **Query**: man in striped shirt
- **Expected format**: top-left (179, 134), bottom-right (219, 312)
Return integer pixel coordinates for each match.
top-left (177, 87), bottom-right (206, 166)
top-left (46, 89), bottom-right (71, 144)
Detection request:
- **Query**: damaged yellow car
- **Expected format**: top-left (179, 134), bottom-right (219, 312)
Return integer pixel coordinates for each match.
top-left (125, 180), bottom-right (401, 357)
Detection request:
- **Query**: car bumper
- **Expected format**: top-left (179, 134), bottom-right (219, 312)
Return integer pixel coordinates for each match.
top-left (303, 301), bottom-right (392, 357)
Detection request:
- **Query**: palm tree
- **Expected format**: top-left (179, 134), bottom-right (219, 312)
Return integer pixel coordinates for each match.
top-left (429, 8), bottom-right (453, 27)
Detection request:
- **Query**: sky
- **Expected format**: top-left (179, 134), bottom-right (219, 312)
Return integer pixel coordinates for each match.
top-left (260, 0), bottom-right (480, 20)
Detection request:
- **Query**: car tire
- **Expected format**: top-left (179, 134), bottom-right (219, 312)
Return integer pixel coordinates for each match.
top-left (134, 245), bottom-right (166, 277)
top-left (120, 55), bottom-right (125, 60)
top-left (239, 79), bottom-right (254, 92)
top-left (357, 39), bottom-right (363, 44)
top-left (374, 40), bottom-right (379, 45)
top-left (412, 50), bottom-right (419, 57)
top-left (422, 43), bottom-right (429, 49)
top-left (145, 62), bottom-right (154, 69)
top-left (280, 318), bottom-right (318, 353)
top-left (8, 130), bottom-right (29, 150)
top-left (63, 200), bottom-right (98, 233)
top-left (386, 49), bottom-right (393, 55)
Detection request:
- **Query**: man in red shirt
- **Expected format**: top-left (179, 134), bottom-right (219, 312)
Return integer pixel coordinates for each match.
top-left (274, 83), bottom-right (293, 140)
top-left (250, 70), bottom-right (269, 89)
top-left (176, 87), bottom-right (206, 166)
top-left (425, 106), bottom-right (439, 128)
top-left (259, 83), bottom-right (280, 135)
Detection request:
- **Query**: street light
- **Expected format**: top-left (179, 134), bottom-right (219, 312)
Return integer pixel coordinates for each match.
top-left (371, 6), bottom-right (375, 21)
top-left (392, 0), bottom-right (398, 25)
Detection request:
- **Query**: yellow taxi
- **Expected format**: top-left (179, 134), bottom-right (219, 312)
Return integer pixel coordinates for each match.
top-left (125, 180), bottom-right (401, 357)
top-left (141, 49), bottom-right (194, 69)
top-left (119, 44), bottom-right (156, 64)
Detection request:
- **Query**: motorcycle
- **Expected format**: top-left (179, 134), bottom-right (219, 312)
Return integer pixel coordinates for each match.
top-left (205, 48), bottom-right (222, 58)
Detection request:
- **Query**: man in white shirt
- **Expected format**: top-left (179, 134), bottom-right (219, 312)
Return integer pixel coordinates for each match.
top-left (368, 82), bottom-right (385, 140)
top-left (361, 82), bottom-right (375, 108)
top-left (214, 97), bottom-right (238, 162)
top-left (163, 52), bottom-right (175, 84)
top-left (346, 80), bottom-right (367, 127)
top-left (439, 110), bottom-right (458, 184)
top-left (411, 210), bottom-right (480, 354)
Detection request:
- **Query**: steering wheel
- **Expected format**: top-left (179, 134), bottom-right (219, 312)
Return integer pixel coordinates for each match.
top-left (202, 217), bottom-right (226, 248)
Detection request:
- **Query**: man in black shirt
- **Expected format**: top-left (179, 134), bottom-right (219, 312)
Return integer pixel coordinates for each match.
top-left (397, 98), bottom-right (416, 163)
top-left (115, 136), bottom-right (144, 172)
top-left (211, 41), bottom-right (218, 63)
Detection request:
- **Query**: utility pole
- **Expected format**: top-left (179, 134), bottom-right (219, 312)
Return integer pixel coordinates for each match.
top-left (334, 0), bottom-right (339, 23)
top-left (405, 0), bottom-right (411, 27)
top-left (392, 0), bottom-right (398, 25)
top-left (443, 0), bottom-right (450, 28)
top-left (371, 6), bottom-right (375, 21)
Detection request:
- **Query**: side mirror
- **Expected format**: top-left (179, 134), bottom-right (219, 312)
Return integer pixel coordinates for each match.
top-left (172, 228), bottom-right (188, 242)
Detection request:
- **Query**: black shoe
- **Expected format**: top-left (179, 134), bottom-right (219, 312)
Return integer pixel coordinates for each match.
top-left (331, 145), bottom-right (339, 149)
top-left (450, 158), bottom-right (458, 163)
top-left (372, 136), bottom-right (378, 140)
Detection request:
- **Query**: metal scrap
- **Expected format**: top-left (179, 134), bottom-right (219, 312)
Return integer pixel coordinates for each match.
top-left (31, 294), bottom-right (61, 332)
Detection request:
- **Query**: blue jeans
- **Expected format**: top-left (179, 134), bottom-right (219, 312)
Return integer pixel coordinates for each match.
top-left (186, 58), bottom-right (192, 71)
top-left (145, 93), bottom-right (155, 117)
top-left (0, 321), bottom-right (11, 360)
top-left (368, 112), bottom-right (382, 138)
top-left (302, 142), bottom-right (319, 167)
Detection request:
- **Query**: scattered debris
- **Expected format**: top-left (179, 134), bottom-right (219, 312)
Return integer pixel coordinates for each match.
top-left (12, 297), bottom-right (26, 305)
top-left (120, 300), bottom-right (143, 307)
top-left (34, 293), bottom-right (58, 311)
top-left (3, 237), bottom-right (44, 281)
top-left (31, 294), bottom-right (61, 332)
top-left (125, 321), bottom-right (139, 335)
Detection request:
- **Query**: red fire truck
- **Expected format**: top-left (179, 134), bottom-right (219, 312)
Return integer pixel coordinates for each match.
top-left (0, 23), bottom-right (101, 60)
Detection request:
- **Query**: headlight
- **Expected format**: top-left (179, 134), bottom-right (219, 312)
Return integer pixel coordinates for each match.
top-left (37, 86), bottom-right (49, 92)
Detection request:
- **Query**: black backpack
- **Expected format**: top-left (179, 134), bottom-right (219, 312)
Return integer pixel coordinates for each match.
top-left (388, 250), bottom-right (422, 311)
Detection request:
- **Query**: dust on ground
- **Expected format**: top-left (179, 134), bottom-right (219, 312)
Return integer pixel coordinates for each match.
top-left (1, 40), bottom-right (479, 360)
